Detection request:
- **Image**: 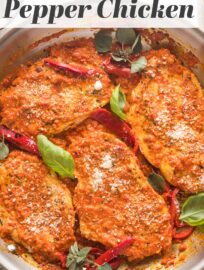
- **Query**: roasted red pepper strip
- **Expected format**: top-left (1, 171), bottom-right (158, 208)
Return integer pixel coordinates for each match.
top-left (91, 109), bottom-right (137, 149)
top-left (173, 227), bottom-right (194, 240)
top-left (170, 188), bottom-right (185, 228)
top-left (169, 188), bottom-right (194, 240)
top-left (44, 59), bottom-right (98, 76)
top-left (133, 140), bottom-right (139, 154)
top-left (103, 57), bottom-right (140, 79)
top-left (162, 182), bottom-right (171, 200)
top-left (95, 237), bottom-right (134, 265)
top-left (169, 188), bottom-right (179, 227)
top-left (0, 126), bottom-right (39, 155)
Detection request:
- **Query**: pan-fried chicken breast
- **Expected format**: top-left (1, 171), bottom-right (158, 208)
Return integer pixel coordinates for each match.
top-left (0, 38), bottom-right (113, 137)
top-left (0, 151), bottom-right (75, 264)
top-left (128, 49), bottom-right (204, 193)
top-left (68, 124), bottom-right (171, 261)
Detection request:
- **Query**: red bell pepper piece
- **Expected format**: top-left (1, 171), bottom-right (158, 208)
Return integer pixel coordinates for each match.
top-left (169, 188), bottom-right (178, 227)
top-left (173, 227), bottom-right (194, 240)
top-left (168, 188), bottom-right (193, 240)
top-left (91, 109), bottom-right (137, 149)
top-left (44, 59), bottom-right (98, 76)
top-left (95, 237), bottom-right (134, 265)
top-left (103, 57), bottom-right (140, 79)
top-left (169, 188), bottom-right (185, 228)
top-left (0, 126), bottom-right (39, 156)
top-left (133, 140), bottom-right (139, 154)
top-left (103, 57), bottom-right (131, 77)
top-left (162, 182), bottom-right (171, 200)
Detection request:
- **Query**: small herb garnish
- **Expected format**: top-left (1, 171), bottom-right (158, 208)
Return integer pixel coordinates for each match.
top-left (94, 30), bottom-right (113, 53)
top-left (110, 85), bottom-right (126, 120)
top-left (148, 173), bottom-right (166, 194)
top-left (94, 28), bottom-right (146, 73)
top-left (66, 242), bottom-right (112, 270)
top-left (0, 135), bottom-right (9, 160)
top-left (116, 28), bottom-right (136, 46)
top-left (180, 193), bottom-right (204, 226)
top-left (131, 56), bottom-right (147, 74)
top-left (66, 242), bottom-right (91, 270)
top-left (37, 135), bottom-right (75, 179)
top-left (113, 29), bottom-right (146, 73)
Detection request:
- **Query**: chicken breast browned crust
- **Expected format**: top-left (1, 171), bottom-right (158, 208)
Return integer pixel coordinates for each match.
top-left (0, 38), bottom-right (113, 137)
top-left (0, 151), bottom-right (75, 264)
top-left (128, 49), bottom-right (204, 193)
top-left (68, 123), bottom-right (172, 261)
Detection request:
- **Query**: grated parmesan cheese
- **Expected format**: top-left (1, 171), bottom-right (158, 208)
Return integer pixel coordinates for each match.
top-left (155, 109), bottom-right (171, 126)
top-left (166, 122), bottom-right (195, 141)
top-left (92, 168), bottom-right (104, 191)
top-left (101, 153), bottom-right (113, 169)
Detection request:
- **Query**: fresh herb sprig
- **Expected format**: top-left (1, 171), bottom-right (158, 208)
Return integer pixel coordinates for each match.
top-left (180, 192), bottom-right (204, 226)
top-left (94, 28), bottom-right (147, 73)
top-left (94, 30), bottom-right (113, 53)
top-left (110, 85), bottom-right (126, 120)
top-left (148, 172), bottom-right (166, 194)
top-left (37, 135), bottom-right (75, 179)
top-left (66, 242), bottom-right (111, 270)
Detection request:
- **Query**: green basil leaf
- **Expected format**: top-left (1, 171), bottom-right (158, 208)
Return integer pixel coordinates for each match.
top-left (37, 135), bottom-right (75, 179)
top-left (131, 56), bottom-right (147, 73)
top-left (180, 193), bottom-right (204, 226)
top-left (148, 173), bottom-right (166, 194)
top-left (98, 263), bottom-right (112, 270)
top-left (116, 28), bottom-right (136, 46)
top-left (132, 34), bottom-right (143, 54)
top-left (94, 30), bottom-right (112, 53)
top-left (110, 85), bottom-right (126, 120)
top-left (0, 141), bottom-right (9, 160)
